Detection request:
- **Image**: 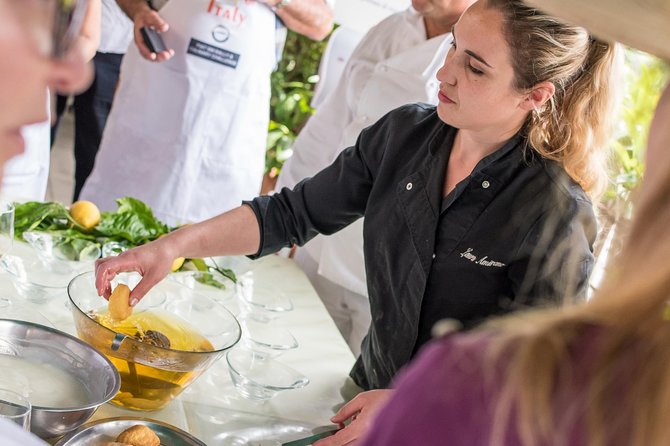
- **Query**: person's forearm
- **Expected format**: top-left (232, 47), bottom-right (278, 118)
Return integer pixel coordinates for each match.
top-left (77, 0), bottom-right (101, 60)
top-left (116, 0), bottom-right (153, 20)
top-left (167, 205), bottom-right (261, 260)
top-left (74, 36), bottom-right (98, 61)
top-left (275, 0), bottom-right (333, 41)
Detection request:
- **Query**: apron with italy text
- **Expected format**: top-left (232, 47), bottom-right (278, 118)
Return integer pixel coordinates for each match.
top-left (81, 0), bottom-right (276, 225)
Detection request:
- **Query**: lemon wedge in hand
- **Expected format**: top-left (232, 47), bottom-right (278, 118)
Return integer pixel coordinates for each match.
top-left (108, 284), bottom-right (133, 321)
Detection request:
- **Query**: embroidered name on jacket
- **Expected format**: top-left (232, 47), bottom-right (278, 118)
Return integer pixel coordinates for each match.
top-left (459, 248), bottom-right (506, 267)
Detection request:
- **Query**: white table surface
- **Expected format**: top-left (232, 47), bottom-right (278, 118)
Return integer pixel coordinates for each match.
top-left (0, 240), bottom-right (357, 445)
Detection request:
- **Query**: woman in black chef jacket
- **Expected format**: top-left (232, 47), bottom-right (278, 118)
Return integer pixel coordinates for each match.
top-left (95, 0), bottom-right (619, 436)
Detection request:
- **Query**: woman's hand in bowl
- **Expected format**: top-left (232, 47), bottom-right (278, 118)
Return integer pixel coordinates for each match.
top-left (95, 237), bottom-right (178, 305)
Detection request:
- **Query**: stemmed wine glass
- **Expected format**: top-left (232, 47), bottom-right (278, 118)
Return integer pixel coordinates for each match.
top-left (0, 201), bottom-right (14, 259)
top-left (0, 201), bottom-right (15, 309)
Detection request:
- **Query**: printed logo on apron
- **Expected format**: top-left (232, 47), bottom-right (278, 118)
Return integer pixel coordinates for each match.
top-left (188, 38), bottom-right (240, 68)
top-left (186, 0), bottom-right (251, 68)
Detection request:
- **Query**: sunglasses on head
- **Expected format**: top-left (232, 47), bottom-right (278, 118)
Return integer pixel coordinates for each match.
top-left (51, 0), bottom-right (89, 58)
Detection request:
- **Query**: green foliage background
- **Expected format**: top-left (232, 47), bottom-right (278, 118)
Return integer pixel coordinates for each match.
top-left (266, 30), bottom-right (331, 174)
top-left (602, 51), bottom-right (669, 222)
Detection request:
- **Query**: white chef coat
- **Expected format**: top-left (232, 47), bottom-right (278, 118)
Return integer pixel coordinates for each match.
top-left (276, 7), bottom-right (452, 297)
top-left (99, 0), bottom-right (133, 54)
top-left (81, 0), bottom-right (276, 225)
top-left (2, 94), bottom-right (50, 202)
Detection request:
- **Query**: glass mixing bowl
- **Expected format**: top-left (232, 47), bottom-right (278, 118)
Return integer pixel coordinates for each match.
top-left (0, 255), bottom-right (71, 304)
top-left (226, 348), bottom-right (309, 401)
top-left (67, 271), bottom-right (241, 411)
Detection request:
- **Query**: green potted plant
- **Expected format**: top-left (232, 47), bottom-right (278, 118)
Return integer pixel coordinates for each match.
top-left (263, 29), bottom-right (331, 193)
top-left (590, 51), bottom-right (668, 292)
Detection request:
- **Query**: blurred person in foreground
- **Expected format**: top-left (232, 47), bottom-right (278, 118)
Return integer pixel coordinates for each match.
top-left (275, 0), bottom-right (477, 357)
top-left (359, 0), bottom-right (670, 445)
top-left (1, 0), bottom-right (99, 201)
top-left (0, 0), bottom-right (91, 443)
top-left (93, 0), bottom-right (621, 443)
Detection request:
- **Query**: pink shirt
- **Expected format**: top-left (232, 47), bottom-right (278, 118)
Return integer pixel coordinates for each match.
top-left (361, 325), bottom-right (632, 445)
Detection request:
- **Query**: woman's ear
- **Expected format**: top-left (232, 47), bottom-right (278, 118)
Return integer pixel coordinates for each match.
top-left (520, 81), bottom-right (556, 111)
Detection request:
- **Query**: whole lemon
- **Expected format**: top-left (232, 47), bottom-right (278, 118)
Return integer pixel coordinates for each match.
top-left (171, 256), bottom-right (185, 272)
top-left (70, 200), bottom-right (101, 229)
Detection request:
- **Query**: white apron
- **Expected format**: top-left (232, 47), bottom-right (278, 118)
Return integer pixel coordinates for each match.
top-left (81, 0), bottom-right (276, 225)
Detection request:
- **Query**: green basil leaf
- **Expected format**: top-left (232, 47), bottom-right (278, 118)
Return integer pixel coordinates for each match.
top-left (96, 197), bottom-right (169, 245)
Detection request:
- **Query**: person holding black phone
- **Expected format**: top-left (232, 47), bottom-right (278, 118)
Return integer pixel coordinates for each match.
top-left (80, 0), bottom-right (334, 226)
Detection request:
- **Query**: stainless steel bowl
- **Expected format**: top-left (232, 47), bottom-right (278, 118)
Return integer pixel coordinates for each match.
top-left (0, 319), bottom-right (120, 439)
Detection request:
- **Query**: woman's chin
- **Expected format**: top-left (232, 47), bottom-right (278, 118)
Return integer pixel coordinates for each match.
top-left (436, 107), bottom-right (457, 127)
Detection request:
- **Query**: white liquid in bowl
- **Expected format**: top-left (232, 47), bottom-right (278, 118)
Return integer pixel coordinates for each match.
top-left (0, 355), bottom-right (90, 408)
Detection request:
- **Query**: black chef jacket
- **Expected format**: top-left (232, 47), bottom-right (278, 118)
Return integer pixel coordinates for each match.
top-left (246, 104), bottom-right (596, 390)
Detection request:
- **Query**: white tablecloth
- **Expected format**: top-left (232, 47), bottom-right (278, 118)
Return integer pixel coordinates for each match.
top-left (0, 241), bottom-right (357, 445)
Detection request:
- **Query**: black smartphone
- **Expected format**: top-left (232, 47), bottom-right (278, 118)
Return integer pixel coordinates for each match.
top-left (140, 26), bottom-right (168, 54)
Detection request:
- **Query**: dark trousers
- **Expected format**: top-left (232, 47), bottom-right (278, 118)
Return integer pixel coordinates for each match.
top-left (52, 52), bottom-right (124, 201)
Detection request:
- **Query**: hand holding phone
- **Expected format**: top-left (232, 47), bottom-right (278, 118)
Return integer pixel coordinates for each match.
top-left (140, 26), bottom-right (168, 54)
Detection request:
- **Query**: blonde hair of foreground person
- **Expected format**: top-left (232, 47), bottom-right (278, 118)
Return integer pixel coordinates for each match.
top-left (485, 0), bottom-right (620, 199)
top-left (483, 2), bottom-right (670, 444)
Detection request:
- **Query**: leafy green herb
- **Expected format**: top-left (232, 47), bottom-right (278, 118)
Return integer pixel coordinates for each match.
top-left (187, 257), bottom-right (237, 289)
top-left (53, 236), bottom-right (101, 261)
top-left (194, 272), bottom-right (229, 290)
top-left (12, 197), bottom-right (237, 290)
top-left (189, 257), bottom-right (209, 272)
top-left (96, 197), bottom-right (169, 245)
top-left (13, 201), bottom-right (73, 239)
top-left (210, 258), bottom-right (237, 283)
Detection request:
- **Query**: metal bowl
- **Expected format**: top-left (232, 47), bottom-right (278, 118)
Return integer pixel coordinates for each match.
top-left (0, 319), bottom-right (120, 439)
top-left (53, 416), bottom-right (206, 445)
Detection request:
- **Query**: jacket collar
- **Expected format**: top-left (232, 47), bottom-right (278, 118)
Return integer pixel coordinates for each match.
top-left (399, 121), bottom-right (529, 273)
top-left (384, 10), bottom-right (453, 79)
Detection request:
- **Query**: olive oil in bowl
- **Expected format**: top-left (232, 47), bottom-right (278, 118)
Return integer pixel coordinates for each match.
top-left (88, 310), bottom-right (215, 410)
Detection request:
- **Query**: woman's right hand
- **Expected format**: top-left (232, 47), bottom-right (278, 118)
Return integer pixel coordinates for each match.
top-left (95, 237), bottom-right (177, 306)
